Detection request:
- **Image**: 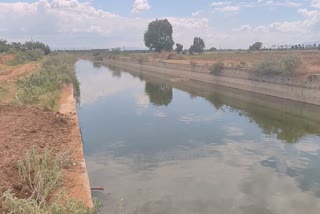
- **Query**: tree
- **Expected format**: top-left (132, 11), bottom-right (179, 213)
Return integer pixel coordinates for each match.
top-left (0, 39), bottom-right (9, 53)
top-left (209, 47), bottom-right (217, 51)
top-left (144, 19), bottom-right (175, 52)
top-left (190, 37), bottom-right (205, 54)
top-left (175, 43), bottom-right (183, 54)
top-left (249, 42), bottom-right (263, 51)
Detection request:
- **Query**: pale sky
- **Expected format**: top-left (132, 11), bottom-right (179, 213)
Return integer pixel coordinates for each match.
top-left (0, 0), bottom-right (319, 49)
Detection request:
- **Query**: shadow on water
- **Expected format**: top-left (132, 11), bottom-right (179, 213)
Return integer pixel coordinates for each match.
top-left (106, 62), bottom-right (320, 144)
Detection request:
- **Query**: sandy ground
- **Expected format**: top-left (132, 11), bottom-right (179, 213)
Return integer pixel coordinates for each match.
top-left (0, 63), bottom-right (39, 84)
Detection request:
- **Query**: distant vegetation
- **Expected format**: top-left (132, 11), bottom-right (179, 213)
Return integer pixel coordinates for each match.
top-left (249, 42), bottom-right (263, 51)
top-left (0, 39), bottom-right (50, 55)
top-left (0, 39), bottom-right (51, 65)
top-left (189, 37), bottom-right (205, 54)
top-left (175, 43), bottom-right (183, 54)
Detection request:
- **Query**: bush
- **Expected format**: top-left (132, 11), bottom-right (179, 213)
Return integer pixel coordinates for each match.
top-left (252, 58), bottom-right (281, 76)
top-left (7, 50), bottom-right (43, 65)
top-left (17, 54), bottom-right (80, 109)
top-left (1, 148), bottom-right (100, 214)
top-left (252, 54), bottom-right (303, 76)
top-left (210, 62), bottom-right (224, 75)
top-left (280, 54), bottom-right (303, 75)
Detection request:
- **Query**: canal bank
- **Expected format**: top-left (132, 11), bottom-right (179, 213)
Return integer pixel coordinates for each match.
top-left (102, 58), bottom-right (320, 106)
top-left (59, 85), bottom-right (93, 208)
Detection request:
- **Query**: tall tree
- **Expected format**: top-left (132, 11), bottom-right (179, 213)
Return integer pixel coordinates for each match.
top-left (144, 19), bottom-right (175, 52)
top-left (190, 37), bottom-right (205, 54)
top-left (175, 43), bottom-right (183, 54)
top-left (249, 42), bottom-right (263, 51)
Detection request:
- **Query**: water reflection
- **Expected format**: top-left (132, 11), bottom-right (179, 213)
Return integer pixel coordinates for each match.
top-left (75, 60), bottom-right (320, 214)
top-left (145, 82), bottom-right (172, 106)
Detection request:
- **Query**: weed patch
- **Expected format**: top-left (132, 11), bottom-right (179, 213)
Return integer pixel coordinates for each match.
top-left (17, 54), bottom-right (80, 109)
top-left (210, 62), bottom-right (224, 75)
top-left (1, 148), bottom-right (100, 214)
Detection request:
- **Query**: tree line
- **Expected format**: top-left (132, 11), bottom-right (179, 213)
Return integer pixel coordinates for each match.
top-left (143, 19), bottom-right (320, 54)
top-left (0, 39), bottom-right (51, 55)
top-left (144, 19), bottom-right (205, 54)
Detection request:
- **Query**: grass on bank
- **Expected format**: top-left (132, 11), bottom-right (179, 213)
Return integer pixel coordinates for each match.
top-left (1, 148), bottom-right (100, 214)
top-left (16, 54), bottom-right (80, 110)
top-left (251, 54), bottom-right (304, 76)
top-left (7, 50), bottom-right (44, 66)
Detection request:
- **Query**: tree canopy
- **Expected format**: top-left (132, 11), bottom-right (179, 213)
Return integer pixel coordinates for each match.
top-left (0, 39), bottom-right (51, 55)
top-left (144, 19), bottom-right (175, 52)
top-left (249, 42), bottom-right (263, 51)
top-left (175, 43), bottom-right (183, 54)
top-left (189, 37), bottom-right (205, 54)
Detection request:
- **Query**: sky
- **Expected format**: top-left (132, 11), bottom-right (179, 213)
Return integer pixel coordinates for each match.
top-left (0, 0), bottom-right (319, 50)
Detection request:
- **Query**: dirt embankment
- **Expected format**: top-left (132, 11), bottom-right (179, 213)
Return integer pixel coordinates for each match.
top-left (0, 55), bottom-right (92, 210)
top-left (0, 87), bottom-right (92, 211)
top-left (0, 105), bottom-right (72, 209)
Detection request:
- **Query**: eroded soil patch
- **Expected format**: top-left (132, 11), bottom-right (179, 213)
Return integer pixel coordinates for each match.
top-left (0, 104), bottom-right (81, 211)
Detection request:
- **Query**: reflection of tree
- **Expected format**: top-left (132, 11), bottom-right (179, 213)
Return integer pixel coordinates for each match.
top-left (206, 92), bottom-right (224, 110)
top-left (105, 64), bottom-right (122, 78)
top-left (145, 82), bottom-right (172, 106)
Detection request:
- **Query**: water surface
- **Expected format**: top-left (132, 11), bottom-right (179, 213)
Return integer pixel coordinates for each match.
top-left (76, 60), bottom-right (320, 214)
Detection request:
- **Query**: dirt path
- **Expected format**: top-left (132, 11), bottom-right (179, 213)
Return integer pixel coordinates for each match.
top-left (59, 85), bottom-right (93, 208)
top-left (0, 63), bottom-right (39, 84)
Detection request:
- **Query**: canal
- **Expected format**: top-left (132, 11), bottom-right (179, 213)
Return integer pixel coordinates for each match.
top-left (76, 60), bottom-right (320, 214)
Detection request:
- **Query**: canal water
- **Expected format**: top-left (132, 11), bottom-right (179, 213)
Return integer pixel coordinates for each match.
top-left (76, 60), bottom-right (320, 214)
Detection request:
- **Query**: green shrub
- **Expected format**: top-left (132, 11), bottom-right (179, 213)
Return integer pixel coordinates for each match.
top-left (210, 62), bottom-right (224, 75)
top-left (252, 54), bottom-right (303, 76)
top-left (17, 54), bottom-right (80, 109)
top-left (1, 148), bottom-right (100, 214)
top-left (280, 54), bottom-right (303, 75)
top-left (252, 58), bottom-right (281, 76)
top-left (7, 50), bottom-right (43, 65)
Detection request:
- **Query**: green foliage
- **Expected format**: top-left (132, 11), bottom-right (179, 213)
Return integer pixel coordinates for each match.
top-left (210, 62), bottom-right (224, 75)
top-left (17, 54), bottom-right (80, 109)
top-left (144, 19), bottom-right (175, 52)
top-left (280, 54), bottom-right (303, 75)
top-left (8, 50), bottom-right (44, 66)
top-left (249, 42), bottom-right (263, 51)
top-left (189, 37), bottom-right (205, 54)
top-left (0, 39), bottom-right (9, 53)
top-left (1, 148), bottom-right (100, 214)
top-left (209, 47), bottom-right (217, 51)
top-left (0, 39), bottom-right (50, 55)
top-left (175, 43), bottom-right (183, 54)
top-left (252, 54), bottom-right (303, 76)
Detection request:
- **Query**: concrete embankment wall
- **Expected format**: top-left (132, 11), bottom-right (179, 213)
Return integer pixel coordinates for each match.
top-left (104, 59), bottom-right (320, 106)
top-left (59, 86), bottom-right (93, 208)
